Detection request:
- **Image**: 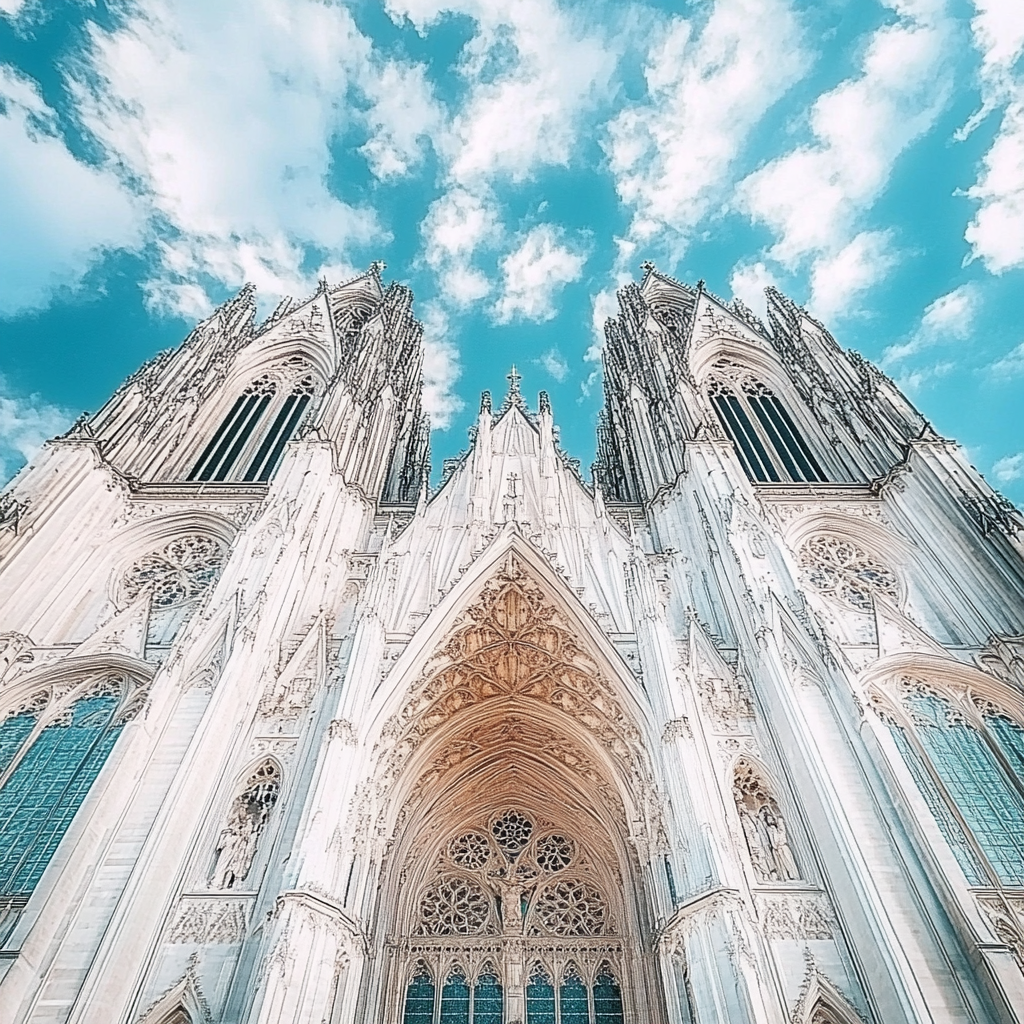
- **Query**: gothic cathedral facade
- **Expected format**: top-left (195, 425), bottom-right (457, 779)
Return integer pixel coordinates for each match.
top-left (0, 265), bottom-right (1023, 1024)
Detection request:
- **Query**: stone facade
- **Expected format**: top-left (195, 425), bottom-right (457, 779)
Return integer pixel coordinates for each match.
top-left (0, 265), bottom-right (1022, 1024)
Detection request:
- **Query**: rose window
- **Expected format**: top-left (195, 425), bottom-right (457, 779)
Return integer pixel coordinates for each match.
top-left (798, 535), bottom-right (898, 611)
top-left (491, 809), bottom-right (533, 856)
top-left (123, 535), bottom-right (226, 608)
top-left (534, 879), bottom-right (606, 935)
top-left (418, 876), bottom-right (490, 935)
top-left (536, 833), bottom-right (574, 872)
top-left (448, 831), bottom-right (491, 869)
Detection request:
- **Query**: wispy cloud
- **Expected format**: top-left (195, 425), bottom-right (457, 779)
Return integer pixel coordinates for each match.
top-left (493, 224), bottom-right (586, 323)
top-left (604, 0), bottom-right (806, 251)
top-left (0, 376), bottom-right (73, 483)
top-left (993, 452), bottom-right (1024, 482)
top-left (988, 340), bottom-right (1024, 379)
top-left (882, 282), bottom-right (979, 365)
top-left (0, 67), bottom-right (141, 316)
top-left (536, 348), bottom-right (569, 382)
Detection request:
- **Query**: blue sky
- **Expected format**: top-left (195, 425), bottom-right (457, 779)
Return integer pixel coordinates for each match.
top-left (0, 0), bottom-right (1021, 500)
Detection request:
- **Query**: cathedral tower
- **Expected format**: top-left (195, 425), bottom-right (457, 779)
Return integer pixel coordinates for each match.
top-left (0, 265), bottom-right (1022, 1024)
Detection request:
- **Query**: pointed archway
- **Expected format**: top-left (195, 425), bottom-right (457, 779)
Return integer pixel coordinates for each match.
top-left (361, 545), bottom-right (667, 1023)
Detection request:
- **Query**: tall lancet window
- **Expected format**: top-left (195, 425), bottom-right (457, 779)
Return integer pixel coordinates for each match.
top-left (707, 367), bottom-right (825, 483)
top-left (884, 680), bottom-right (1024, 886)
top-left (188, 362), bottom-right (318, 483)
top-left (0, 677), bottom-right (139, 941)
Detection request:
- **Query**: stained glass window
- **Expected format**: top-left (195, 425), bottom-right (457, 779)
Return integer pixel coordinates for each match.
top-left (0, 695), bottom-right (122, 897)
top-left (473, 968), bottom-right (503, 1024)
top-left (708, 375), bottom-right (826, 484)
top-left (403, 964), bottom-right (435, 1024)
top-left (559, 963), bottom-right (589, 1024)
top-left (594, 964), bottom-right (626, 1024)
top-left (440, 967), bottom-right (470, 1024)
top-left (526, 965), bottom-right (555, 1024)
top-left (988, 714), bottom-right (1024, 781)
top-left (0, 710), bottom-right (37, 774)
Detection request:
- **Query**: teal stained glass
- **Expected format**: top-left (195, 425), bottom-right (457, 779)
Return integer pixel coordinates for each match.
top-left (440, 968), bottom-right (470, 1024)
top-left (403, 968), bottom-right (435, 1024)
top-left (988, 714), bottom-right (1024, 782)
top-left (473, 970), bottom-right (503, 1024)
top-left (594, 968), bottom-right (625, 1024)
top-left (526, 967), bottom-right (555, 1024)
top-left (0, 695), bottom-right (122, 895)
top-left (889, 723), bottom-right (986, 884)
top-left (909, 694), bottom-right (1024, 884)
top-left (0, 711), bottom-right (36, 774)
top-left (559, 966), bottom-right (589, 1024)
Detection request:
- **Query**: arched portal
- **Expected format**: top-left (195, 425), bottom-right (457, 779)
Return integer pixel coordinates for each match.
top-left (367, 552), bottom-right (664, 1023)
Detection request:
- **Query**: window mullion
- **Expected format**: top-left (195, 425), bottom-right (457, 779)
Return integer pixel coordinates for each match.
top-left (211, 393), bottom-right (273, 481)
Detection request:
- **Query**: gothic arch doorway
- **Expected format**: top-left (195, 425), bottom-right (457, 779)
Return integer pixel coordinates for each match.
top-left (367, 552), bottom-right (665, 1023)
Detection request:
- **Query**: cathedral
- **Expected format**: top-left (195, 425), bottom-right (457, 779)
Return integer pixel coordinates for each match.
top-left (1, 262), bottom-right (1023, 1024)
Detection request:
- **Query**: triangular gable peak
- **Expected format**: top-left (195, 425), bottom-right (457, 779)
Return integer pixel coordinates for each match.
top-left (689, 288), bottom-right (779, 385)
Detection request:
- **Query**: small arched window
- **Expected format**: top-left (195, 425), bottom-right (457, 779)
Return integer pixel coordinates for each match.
top-left (0, 677), bottom-right (138, 941)
top-left (708, 370), bottom-right (825, 483)
top-left (188, 363), bottom-right (317, 483)
top-left (884, 681), bottom-right (1024, 886)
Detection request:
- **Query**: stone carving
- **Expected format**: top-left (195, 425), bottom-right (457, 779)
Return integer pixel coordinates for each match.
top-left (533, 879), bottom-right (606, 936)
top-left (418, 875), bottom-right (492, 935)
top-left (167, 898), bottom-right (248, 944)
top-left (798, 535), bottom-right (898, 611)
top-left (756, 892), bottom-right (835, 940)
top-left (212, 760), bottom-right (280, 889)
top-left (734, 761), bottom-right (800, 882)
top-left (123, 535), bottom-right (227, 608)
top-left (328, 718), bottom-right (358, 745)
top-left (699, 673), bottom-right (754, 723)
top-left (0, 632), bottom-right (34, 683)
top-left (977, 893), bottom-right (1024, 964)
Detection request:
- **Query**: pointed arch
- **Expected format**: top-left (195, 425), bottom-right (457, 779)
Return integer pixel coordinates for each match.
top-left (210, 757), bottom-right (281, 890)
top-left (794, 970), bottom-right (863, 1024)
top-left (136, 964), bottom-right (210, 1024)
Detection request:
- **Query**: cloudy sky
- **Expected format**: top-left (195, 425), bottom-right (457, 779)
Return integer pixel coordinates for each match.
top-left (0, 0), bottom-right (1021, 500)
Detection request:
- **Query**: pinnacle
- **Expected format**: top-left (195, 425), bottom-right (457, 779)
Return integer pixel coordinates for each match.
top-left (499, 365), bottom-right (527, 413)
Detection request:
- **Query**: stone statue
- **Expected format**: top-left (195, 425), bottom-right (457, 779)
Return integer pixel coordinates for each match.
top-left (213, 803), bottom-right (258, 889)
top-left (762, 807), bottom-right (800, 881)
top-left (738, 802), bottom-right (773, 880)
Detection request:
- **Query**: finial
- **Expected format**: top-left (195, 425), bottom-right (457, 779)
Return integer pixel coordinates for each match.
top-left (640, 260), bottom-right (656, 273)
top-left (538, 390), bottom-right (551, 415)
top-left (369, 259), bottom-right (387, 275)
top-left (480, 390), bottom-right (492, 414)
top-left (500, 365), bottom-right (526, 413)
top-left (696, 278), bottom-right (705, 291)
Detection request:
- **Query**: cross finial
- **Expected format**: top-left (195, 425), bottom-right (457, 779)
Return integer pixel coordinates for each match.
top-left (640, 260), bottom-right (656, 273)
top-left (369, 259), bottom-right (387, 275)
top-left (501, 365), bottom-right (526, 412)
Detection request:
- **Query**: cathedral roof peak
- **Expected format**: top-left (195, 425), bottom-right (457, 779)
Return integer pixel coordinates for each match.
top-left (499, 364), bottom-right (527, 414)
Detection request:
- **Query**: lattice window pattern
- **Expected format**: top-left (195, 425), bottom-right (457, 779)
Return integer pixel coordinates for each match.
top-left (0, 694), bottom-right (123, 900)
top-left (534, 879), bottom-right (606, 936)
top-left (473, 967), bottom-right (503, 1024)
top-left (594, 963), bottom-right (625, 1023)
top-left (123, 535), bottom-right (226, 608)
top-left (536, 833), bottom-right (574, 872)
top-left (799, 535), bottom-right (898, 610)
top-left (403, 963), bottom-right (435, 1024)
top-left (526, 964), bottom-right (556, 1024)
top-left (440, 966), bottom-right (470, 1024)
top-left (560, 962), bottom-right (589, 1024)
top-left (418, 876), bottom-right (491, 935)
top-left (491, 809), bottom-right (533, 856)
top-left (449, 831), bottom-right (492, 869)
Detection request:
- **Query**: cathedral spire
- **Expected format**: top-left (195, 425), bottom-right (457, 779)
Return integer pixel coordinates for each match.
top-left (500, 365), bottom-right (527, 413)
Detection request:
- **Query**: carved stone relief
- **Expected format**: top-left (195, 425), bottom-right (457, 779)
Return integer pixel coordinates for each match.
top-left (167, 898), bottom-right (248, 944)
top-left (756, 892), bottom-right (835, 940)
top-left (733, 761), bottom-right (801, 883)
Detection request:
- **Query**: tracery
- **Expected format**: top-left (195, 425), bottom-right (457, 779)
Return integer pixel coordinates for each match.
top-left (123, 534), bottom-right (227, 608)
top-left (798, 534), bottom-right (899, 611)
top-left (882, 678), bottom-right (1024, 887)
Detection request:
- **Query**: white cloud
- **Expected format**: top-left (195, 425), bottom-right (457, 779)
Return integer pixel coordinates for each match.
top-left (71, 0), bottom-right (440, 315)
top-left (882, 282), bottom-right (979, 364)
top-left (586, 286), bottom-right (620, 362)
top-left (421, 187), bottom-right (501, 307)
top-left (0, 376), bottom-right (73, 483)
top-left (964, 96), bottom-right (1024, 272)
top-left (993, 452), bottom-right (1024, 482)
top-left (604, 0), bottom-right (806, 248)
top-left (0, 0), bottom-right (27, 17)
top-left (493, 224), bottom-right (586, 323)
top-left (418, 301), bottom-right (464, 430)
top-left (389, 0), bottom-right (615, 186)
top-left (0, 66), bottom-right (141, 316)
top-left (809, 231), bottom-right (898, 322)
top-left (729, 260), bottom-right (778, 321)
top-left (738, 0), bottom-right (953, 265)
top-left (989, 340), bottom-right (1024, 379)
top-left (537, 348), bottom-right (569, 382)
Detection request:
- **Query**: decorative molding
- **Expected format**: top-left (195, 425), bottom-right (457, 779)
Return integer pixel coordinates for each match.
top-left (166, 897), bottom-right (249, 944)
top-left (756, 891), bottom-right (835, 940)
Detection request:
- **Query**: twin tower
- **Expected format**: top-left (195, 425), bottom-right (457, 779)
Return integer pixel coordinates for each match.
top-left (0, 264), bottom-right (1023, 1024)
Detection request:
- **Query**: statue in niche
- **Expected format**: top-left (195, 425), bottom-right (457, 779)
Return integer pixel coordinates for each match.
top-left (212, 762), bottom-right (279, 889)
top-left (733, 762), bottom-right (800, 882)
top-left (490, 866), bottom-right (536, 935)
